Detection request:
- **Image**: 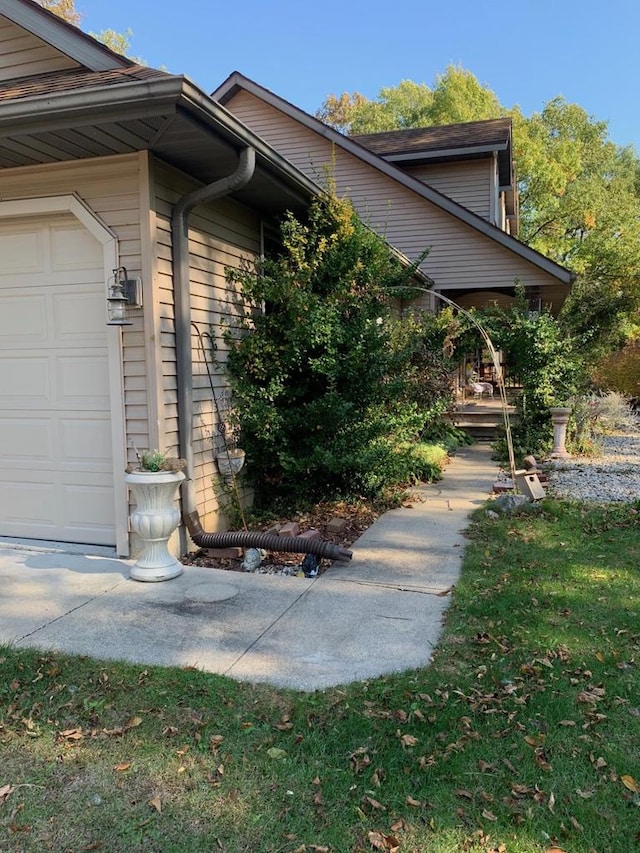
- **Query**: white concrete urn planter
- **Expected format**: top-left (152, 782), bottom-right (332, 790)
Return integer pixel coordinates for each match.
top-left (125, 469), bottom-right (186, 582)
top-left (549, 406), bottom-right (572, 458)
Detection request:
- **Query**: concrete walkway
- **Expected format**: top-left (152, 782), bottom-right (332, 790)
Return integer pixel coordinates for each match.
top-left (0, 445), bottom-right (498, 691)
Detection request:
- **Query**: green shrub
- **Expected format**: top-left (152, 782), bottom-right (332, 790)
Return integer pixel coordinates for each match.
top-left (223, 193), bottom-right (455, 504)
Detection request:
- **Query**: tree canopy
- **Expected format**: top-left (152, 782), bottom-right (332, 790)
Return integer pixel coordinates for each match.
top-left (37, 0), bottom-right (136, 58)
top-left (317, 67), bottom-right (640, 359)
top-left (38, 0), bottom-right (80, 25)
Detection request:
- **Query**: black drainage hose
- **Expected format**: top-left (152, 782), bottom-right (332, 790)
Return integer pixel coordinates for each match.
top-left (184, 511), bottom-right (353, 563)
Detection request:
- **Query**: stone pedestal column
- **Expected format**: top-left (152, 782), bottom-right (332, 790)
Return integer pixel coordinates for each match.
top-left (124, 470), bottom-right (186, 582)
top-left (549, 407), bottom-right (571, 458)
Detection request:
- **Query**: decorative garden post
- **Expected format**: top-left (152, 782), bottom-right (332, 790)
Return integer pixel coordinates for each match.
top-left (549, 406), bottom-right (571, 458)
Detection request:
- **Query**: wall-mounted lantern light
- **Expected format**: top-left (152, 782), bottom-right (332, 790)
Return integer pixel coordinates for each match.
top-left (107, 267), bottom-right (142, 326)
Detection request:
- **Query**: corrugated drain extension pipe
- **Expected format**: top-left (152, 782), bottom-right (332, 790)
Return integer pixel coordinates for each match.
top-left (171, 147), bottom-right (352, 564)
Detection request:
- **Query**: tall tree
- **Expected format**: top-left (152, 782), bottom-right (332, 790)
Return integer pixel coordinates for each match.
top-left (37, 0), bottom-right (137, 59)
top-left (317, 66), bottom-right (504, 135)
top-left (37, 0), bottom-right (80, 25)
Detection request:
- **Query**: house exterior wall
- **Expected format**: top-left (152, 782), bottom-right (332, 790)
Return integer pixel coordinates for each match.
top-left (225, 90), bottom-right (565, 300)
top-left (0, 15), bottom-right (80, 80)
top-left (401, 159), bottom-right (492, 222)
top-left (150, 157), bottom-right (260, 532)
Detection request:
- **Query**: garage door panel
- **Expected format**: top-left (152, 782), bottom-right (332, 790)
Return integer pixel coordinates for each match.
top-left (0, 356), bottom-right (51, 400)
top-left (60, 417), bottom-right (112, 468)
top-left (1, 480), bottom-right (58, 527)
top-left (63, 484), bottom-right (116, 543)
top-left (0, 294), bottom-right (47, 340)
top-left (0, 229), bottom-right (44, 274)
top-left (57, 355), bottom-right (110, 408)
top-left (52, 290), bottom-right (106, 338)
top-left (0, 417), bottom-right (53, 463)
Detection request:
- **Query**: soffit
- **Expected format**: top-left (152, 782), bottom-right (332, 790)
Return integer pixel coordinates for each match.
top-left (0, 68), bottom-right (316, 217)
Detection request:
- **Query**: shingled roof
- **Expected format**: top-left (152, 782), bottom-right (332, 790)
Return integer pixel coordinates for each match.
top-left (352, 117), bottom-right (512, 158)
top-left (0, 64), bottom-right (169, 102)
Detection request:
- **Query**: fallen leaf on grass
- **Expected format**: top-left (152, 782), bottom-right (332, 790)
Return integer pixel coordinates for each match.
top-left (405, 796), bottom-right (422, 807)
top-left (398, 733), bottom-right (418, 748)
top-left (455, 789), bottom-right (473, 800)
top-left (0, 784), bottom-right (15, 804)
top-left (350, 748), bottom-right (371, 774)
top-left (481, 808), bottom-right (497, 821)
top-left (148, 796), bottom-right (162, 814)
top-left (621, 774), bottom-right (640, 792)
top-left (210, 734), bottom-right (225, 753)
top-left (267, 747), bottom-right (288, 760)
top-left (576, 788), bottom-right (594, 798)
top-left (363, 795), bottom-right (386, 811)
top-left (58, 728), bottom-right (83, 741)
top-left (113, 761), bottom-right (132, 772)
top-left (276, 715), bottom-right (294, 731)
top-left (368, 830), bottom-right (400, 851)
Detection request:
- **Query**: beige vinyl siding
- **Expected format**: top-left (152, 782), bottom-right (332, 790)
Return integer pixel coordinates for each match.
top-left (0, 16), bottom-right (80, 80)
top-left (151, 158), bottom-right (260, 531)
top-left (402, 160), bottom-right (492, 221)
top-left (0, 153), bottom-right (147, 456)
top-left (226, 90), bottom-right (563, 297)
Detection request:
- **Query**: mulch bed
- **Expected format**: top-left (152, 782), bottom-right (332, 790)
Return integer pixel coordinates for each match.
top-left (180, 500), bottom-right (382, 577)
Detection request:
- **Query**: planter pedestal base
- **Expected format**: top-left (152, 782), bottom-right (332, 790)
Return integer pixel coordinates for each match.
top-left (549, 407), bottom-right (571, 459)
top-left (125, 470), bottom-right (186, 582)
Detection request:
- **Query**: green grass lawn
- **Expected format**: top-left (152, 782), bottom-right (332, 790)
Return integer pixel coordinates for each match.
top-left (1, 499), bottom-right (639, 852)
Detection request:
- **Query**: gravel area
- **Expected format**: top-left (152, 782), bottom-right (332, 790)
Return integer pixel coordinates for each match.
top-left (546, 432), bottom-right (640, 503)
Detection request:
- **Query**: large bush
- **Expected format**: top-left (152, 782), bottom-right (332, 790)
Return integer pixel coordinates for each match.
top-left (223, 194), bottom-right (455, 505)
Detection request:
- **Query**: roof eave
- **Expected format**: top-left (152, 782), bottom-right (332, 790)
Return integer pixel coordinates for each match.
top-left (0, 73), bottom-right (322, 206)
top-left (383, 142), bottom-right (508, 164)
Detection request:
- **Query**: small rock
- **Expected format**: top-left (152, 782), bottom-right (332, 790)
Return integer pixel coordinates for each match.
top-left (494, 494), bottom-right (531, 514)
top-left (278, 521), bottom-right (300, 538)
top-left (241, 548), bottom-right (264, 571)
top-left (486, 509), bottom-right (499, 520)
top-left (297, 528), bottom-right (322, 542)
top-left (326, 516), bottom-right (347, 534)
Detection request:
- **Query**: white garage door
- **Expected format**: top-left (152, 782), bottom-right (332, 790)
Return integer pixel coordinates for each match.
top-left (0, 215), bottom-right (116, 546)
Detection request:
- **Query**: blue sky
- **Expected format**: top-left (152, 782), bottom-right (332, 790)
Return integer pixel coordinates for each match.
top-left (78, 0), bottom-right (639, 149)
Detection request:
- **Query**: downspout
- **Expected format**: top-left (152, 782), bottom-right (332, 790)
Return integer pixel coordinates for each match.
top-left (171, 147), bottom-right (352, 564)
